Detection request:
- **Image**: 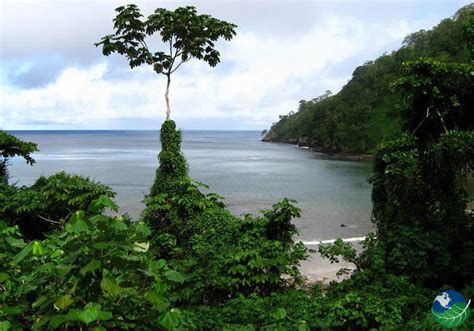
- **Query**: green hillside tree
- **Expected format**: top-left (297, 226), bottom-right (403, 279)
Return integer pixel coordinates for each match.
top-left (371, 59), bottom-right (474, 288)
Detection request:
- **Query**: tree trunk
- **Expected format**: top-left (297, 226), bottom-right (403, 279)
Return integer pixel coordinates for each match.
top-left (165, 75), bottom-right (171, 120)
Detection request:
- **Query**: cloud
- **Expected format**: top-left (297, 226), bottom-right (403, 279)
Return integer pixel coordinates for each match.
top-left (1, 13), bottom-right (418, 129)
top-left (1, 0), bottom-right (471, 129)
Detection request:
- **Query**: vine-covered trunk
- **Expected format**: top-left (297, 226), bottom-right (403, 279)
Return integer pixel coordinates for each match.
top-left (165, 75), bottom-right (171, 120)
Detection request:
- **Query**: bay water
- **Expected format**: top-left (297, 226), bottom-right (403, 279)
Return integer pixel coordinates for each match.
top-left (8, 130), bottom-right (374, 241)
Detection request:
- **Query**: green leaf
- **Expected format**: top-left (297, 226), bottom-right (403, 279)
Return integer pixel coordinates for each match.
top-left (0, 321), bottom-right (11, 331)
top-left (65, 211), bottom-right (89, 233)
top-left (49, 315), bottom-right (67, 328)
top-left (36, 262), bottom-right (55, 273)
top-left (135, 221), bottom-right (151, 236)
top-left (270, 308), bottom-right (287, 321)
top-left (64, 309), bottom-right (81, 322)
top-left (57, 264), bottom-right (75, 277)
top-left (145, 291), bottom-right (170, 310)
top-left (89, 214), bottom-right (110, 223)
top-left (6, 236), bottom-right (26, 248)
top-left (84, 302), bottom-right (101, 310)
top-left (50, 249), bottom-right (64, 258)
top-left (78, 306), bottom-right (99, 325)
top-left (297, 321), bottom-right (310, 331)
top-left (32, 295), bottom-right (48, 308)
top-left (2, 306), bottom-right (22, 314)
top-left (158, 309), bottom-right (181, 330)
top-left (100, 277), bottom-right (123, 296)
top-left (149, 259), bottom-right (166, 271)
top-left (111, 219), bottom-right (128, 231)
top-left (91, 327), bottom-right (107, 331)
top-left (90, 195), bottom-right (119, 212)
top-left (164, 270), bottom-right (185, 283)
top-left (14, 244), bottom-right (32, 263)
top-left (98, 310), bottom-right (113, 321)
top-left (0, 272), bottom-right (9, 281)
top-left (32, 241), bottom-right (44, 256)
top-left (80, 259), bottom-right (101, 276)
top-left (54, 294), bottom-right (74, 310)
top-left (93, 242), bottom-right (111, 249)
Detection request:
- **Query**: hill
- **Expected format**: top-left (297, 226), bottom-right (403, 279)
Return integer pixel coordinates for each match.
top-left (263, 4), bottom-right (474, 154)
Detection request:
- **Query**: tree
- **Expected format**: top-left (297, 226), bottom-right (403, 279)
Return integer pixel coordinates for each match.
top-left (264, 4), bottom-right (473, 153)
top-left (95, 4), bottom-right (237, 119)
top-left (0, 130), bottom-right (38, 184)
top-left (370, 58), bottom-right (474, 289)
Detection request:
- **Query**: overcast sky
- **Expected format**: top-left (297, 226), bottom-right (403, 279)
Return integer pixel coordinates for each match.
top-left (0, 0), bottom-right (471, 130)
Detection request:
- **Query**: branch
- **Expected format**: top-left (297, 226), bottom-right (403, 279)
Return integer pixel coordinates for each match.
top-left (139, 40), bottom-right (155, 66)
top-left (170, 58), bottom-right (190, 74)
top-left (412, 107), bottom-right (432, 135)
top-left (169, 36), bottom-right (173, 59)
top-left (167, 38), bottom-right (183, 75)
top-left (37, 214), bottom-right (63, 226)
top-left (435, 109), bottom-right (449, 134)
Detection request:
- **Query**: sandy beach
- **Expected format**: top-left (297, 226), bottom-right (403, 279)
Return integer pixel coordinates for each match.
top-left (299, 240), bottom-right (364, 283)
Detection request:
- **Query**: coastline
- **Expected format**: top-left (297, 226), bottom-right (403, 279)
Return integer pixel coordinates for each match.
top-left (307, 146), bottom-right (373, 161)
top-left (298, 239), bottom-right (364, 283)
top-left (261, 137), bottom-right (373, 161)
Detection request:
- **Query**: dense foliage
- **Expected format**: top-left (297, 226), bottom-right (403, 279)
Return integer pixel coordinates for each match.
top-left (0, 199), bottom-right (184, 330)
top-left (370, 58), bottom-right (474, 289)
top-left (148, 120), bottom-right (188, 197)
top-left (0, 172), bottom-right (115, 240)
top-left (264, 4), bottom-right (474, 154)
top-left (2, 4), bottom-right (474, 330)
top-left (143, 121), bottom-right (307, 305)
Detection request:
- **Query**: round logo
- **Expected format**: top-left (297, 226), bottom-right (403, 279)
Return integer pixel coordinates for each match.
top-left (431, 289), bottom-right (471, 328)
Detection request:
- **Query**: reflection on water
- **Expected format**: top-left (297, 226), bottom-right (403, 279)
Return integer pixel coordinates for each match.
top-left (8, 130), bottom-right (374, 240)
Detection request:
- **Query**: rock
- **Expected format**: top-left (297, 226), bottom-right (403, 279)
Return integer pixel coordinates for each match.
top-left (261, 129), bottom-right (278, 142)
top-left (288, 138), bottom-right (298, 144)
top-left (298, 136), bottom-right (309, 145)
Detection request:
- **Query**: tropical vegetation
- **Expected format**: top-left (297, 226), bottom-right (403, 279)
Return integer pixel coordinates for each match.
top-left (264, 4), bottom-right (474, 154)
top-left (1, 3), bottom-right (473, 330)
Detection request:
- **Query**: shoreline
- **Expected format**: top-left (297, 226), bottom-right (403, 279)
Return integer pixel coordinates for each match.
top-left (298, 238), bottom-right (365, 283)
top-left (261, 139), bottom-right (373, 161)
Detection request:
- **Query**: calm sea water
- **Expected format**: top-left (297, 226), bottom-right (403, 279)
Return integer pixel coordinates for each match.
top-left (8, 130), bottom-right (374, 241)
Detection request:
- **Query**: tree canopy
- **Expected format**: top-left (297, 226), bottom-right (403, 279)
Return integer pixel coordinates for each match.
top-left (265, 4), bottom-right (474, 154)
top-left (0, 131), bottom-right (38, 183)
top-left (95, 4), bottom-right (237, 119)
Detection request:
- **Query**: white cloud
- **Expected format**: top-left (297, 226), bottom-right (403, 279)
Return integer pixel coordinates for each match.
top-left (0, 9), bottom-right (441, 129)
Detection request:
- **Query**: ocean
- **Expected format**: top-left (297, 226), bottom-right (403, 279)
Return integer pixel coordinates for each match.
top-left (7, 130), bottom-right (374, 241)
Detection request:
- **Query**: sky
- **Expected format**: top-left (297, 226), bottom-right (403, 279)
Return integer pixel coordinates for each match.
top-left (0, 0), bottom-right (471, 130)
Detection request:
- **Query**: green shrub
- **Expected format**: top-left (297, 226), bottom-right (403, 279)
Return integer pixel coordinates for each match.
top-left (0, 172), bottom-right (115, 239)
top-left (0, 195), bottom-right (184, 330)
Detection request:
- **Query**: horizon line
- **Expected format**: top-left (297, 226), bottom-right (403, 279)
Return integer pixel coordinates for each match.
top-left (4, 129), bottom-right (265, 132)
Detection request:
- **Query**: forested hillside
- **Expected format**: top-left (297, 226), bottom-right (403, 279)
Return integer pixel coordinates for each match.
top-left (264, 4), bottom-right (474, 154)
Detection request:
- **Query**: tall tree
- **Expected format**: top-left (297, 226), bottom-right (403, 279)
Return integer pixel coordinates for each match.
top-left (370, 59), bottom-right (474, 288)
top-left (96, 4), bottom-right (237, 119)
